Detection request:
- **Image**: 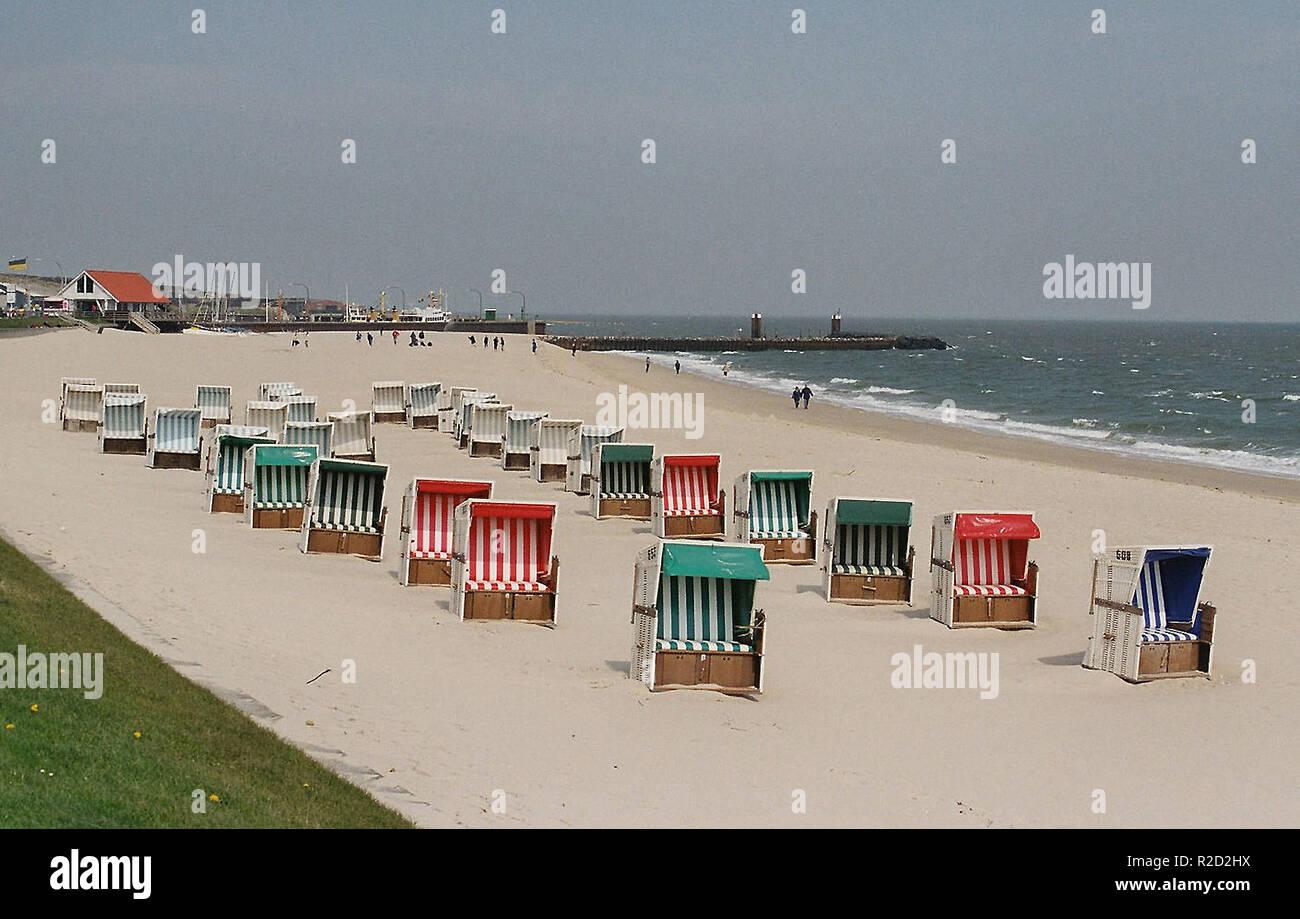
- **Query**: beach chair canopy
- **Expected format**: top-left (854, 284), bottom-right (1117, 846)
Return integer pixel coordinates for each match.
top-left (408, 382), bottom-right (441, 416)
top-left (504, 410), bottom-right (548, 451)
top-left (950, 512), bottom-right (1039, 596)
top-left (469, 402), bottom-right (513, 441)
top-left (101, 394), bottom-right (146, 439)
top-left (246, 401), bottom-right (288, 440)
top-left (409, 479), bottom-right (493, 560)
top-left (310, 458), bottom-right (387, 533)
top-left (211, 430), bottom-right (274, 494)
top-left (656, 543), bottom-right (767, 652)
top-left (457, 393), bottom-right (498, 435)
top-left (153, 408), bottom-right (202, 453)
top-left (574, 425), bottom-right (623, 474)
top-left (832, 498), bottom-right (912, 576)
top-left (103, 383), bottom-right (140, 395)
top-left (661, 454), bottom-right (722, 515)
top-left (63, 383), bottom-right (104, 422)
top-left (251, 445), bottom-right (318, 508)
top-left (598, 443), bottom-right (653, 497)
top-left (372, 381), bottom-right (405, 414)
top-left (196, 385), bottom-right (232, 420)
top-left (533, 419), bottom-right (579, 464)
top-left (282, 395), bottom-right (317, 424)
top-left (460, 501), bottom-right (556, 591)
top-left (60, 377), bottom-right (96, 402)
top-left (259, 382), bottom-right (297, 400)
top-left (745, 470), bottom-right (813, 538)
top-left (328, 411), bottom-right (371, 455)
top-left (1134, 547), bottom-right (1211, 643)
top-left (213, 423), bottom-right (271, 439)
top-left (284, 420), bottom-right (333, 458)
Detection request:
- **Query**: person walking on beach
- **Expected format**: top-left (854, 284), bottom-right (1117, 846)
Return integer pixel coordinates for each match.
top-left (722, 362), bottom-right (731, 377)
top-left (801, 384), bottom-right (812, 409)
top-left (493, 337), bottom-right (498, 352)
top-left (532, 339), bottom-right (538, 354)
top-left (356, 331), bottom-right (362, 342)
top-left (792, 387), bottom-right (801, 408)
top-left (674, 360), bottom-right (680, 374)
top-left (304, 331), bottom-right (309, 349)
top-left (292, 334), bottom-right (299, 347)
top-left (645, 356), bottom-right (651, 373)
top-left (392, 329), bottom-right (399, 346)
top-left (367, 332), bottom-right (374, 346)
top-left (571, 346), bottom-right (577, 356)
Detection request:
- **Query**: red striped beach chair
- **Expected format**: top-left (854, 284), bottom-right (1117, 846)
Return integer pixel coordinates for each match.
top-left (651, 454), bottom-right (726, 539)
top-left (930, 511), bottom-right (1040, 628)
top-left (399, 478), bottom-right (494, 586)
top-left (451, 500), bottom-right (558, 624)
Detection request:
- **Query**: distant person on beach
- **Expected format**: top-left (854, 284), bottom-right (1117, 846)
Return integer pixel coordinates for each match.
top-left (419, 330), bottom-right (425, 340)
top-left (722, 362), bottom-right (731, 377)
top-left (675, 360), bottom-right (680, 374)
top-left (367, 332), bottom-right (374, 346)
top-left (392, 329), bottom-right (399, 346)
top-left (292, 335), bottom-right (299, 347)
top-left (483, 337), bottom-right (488, 348)
top-left (532, 339), bottom-right (537, 354)
top-left (356, 331), bottom-right (362, 342)
top-left (571, 346), bottom-right (576, 356)
top-left (792, 387), bottom-right (801, 408)
top-left (493, 337), bottom-right (498, 351)
top-left (645, 357), bottom-right (651, 373)
top-left (801, 385), bottom-right (812, 409)
top-left (410, 331), bottom-right (418, 346)
top-left (304, 331), bottom-right (308, 348)
top-left (469, 335), bottom-right (476, 345)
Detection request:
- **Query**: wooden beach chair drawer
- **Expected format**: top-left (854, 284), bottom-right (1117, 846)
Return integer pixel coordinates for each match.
top-left (654, 651), bottom-right (759, 691)
top-left (953, 595), bottom-right (1033, 624)
top-left (510, 593), bottom-right (553, 621)
top-left (832, 574), bottom-right (908, 602)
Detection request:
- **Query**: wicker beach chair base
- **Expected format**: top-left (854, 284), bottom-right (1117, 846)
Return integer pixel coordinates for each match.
top-left (598, 497), bottom-right (651, 520)
top-left (950, 593), bottom-right (1036, 628)
top-left (502, 451), bottom-right (530, 470)
top-left (463, 590), bottom-right (556, 624)
top-left (304, 527), bottom-right (383, 560)
top-left (663, 513), bottom-right (725, 539)
top-left (405, 557), bottom-right (452, 586)
top-left (63, 419), bottom-right (98, 433)
top-left (149, 452), bottom-right (202, 470)
top-left (101, 437), bottom-right (147, 456)
top-left (210, 493), bottom-right (244, 515)
top-left (411, 416), bottom-right (438, 430)
top-left (536, 463), bottom-right (566, 482)
top-left (469, 442), bottom-right (502, 458)
top-left (252, 507), bottom-right (305, 530)
top-left (653, 650), bottom-right (760, 694)
top-left (831, 573), bottom-right (911, 604)
top-left (753, 535), bottom-right (816, 564)
top-left (373, 411), bottom-right (407, 424)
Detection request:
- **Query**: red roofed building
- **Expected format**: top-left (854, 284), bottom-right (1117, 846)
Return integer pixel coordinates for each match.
top-left (58, 269), bottom-right (171, 316)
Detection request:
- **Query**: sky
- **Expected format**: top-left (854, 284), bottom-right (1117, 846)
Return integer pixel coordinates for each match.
top-left (1, 1), bottom-right (1295, 321)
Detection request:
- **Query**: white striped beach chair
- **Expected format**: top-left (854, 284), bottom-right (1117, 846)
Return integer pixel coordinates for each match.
top-left (59, 377), bottom-right (96, 425)
top-left (258, 382), bottom-right (298, 401)
top-left (203, 426), bottom-right (274, 513)
top-left (1085, 545), bottom-right (1215, 682)
top-left (147, 407), bottom-right (203, 469)
top-left (61, 382), bottom-right (104, 432)
top-left (103, 383), bottom-right (140, 396)
top-left (328, 411), bottom-right (375, 461)
top-left (246, 444), bottom-right (318, 529)
top-left (530, 418), bottom-right (580, 483)
top-left (590, 443), bottom-right (653, 520)
top-left (734, 470), bottom-right (817, 564)
top-left (438, 387), bottom-right (473, 435)
top-left (467, 402), bottom-right (513, 458)
top-left (450, 499), bottom-right (558, 623)
top-left (245, 401), bottom-right (289, 443)
top-left (630, 540), bottom-right (769, 694)
top-left (651, 454), bottom-right (726, 540)
top-left (195, 385), bottom-right (233, 427)
top-left (284, 420), bottom-right (333, 459)
top-left (99, 393), bottom-right (148, 455)
top-left (455, 392), bottom-right (497, 449)
top-left (281, 395), bottom-right (317, 424)
top-left (300, 457), bottom-right (388, 559)
top-left (406, 382), bottom-right (441, 429)
top-left (565, 425), bottom-right (624, 494)
top-left (399, 478), bottom-right (494, 586)
top-left (501, 410), bottom-right (547, 470)
top-left (930, 511), bottom-right (1040, 629)
top-left (821, 497), bottom-right (915, 604)
top-left (371, 381), bottom-right (407, 424)
top-left (268, 387), bottom-right (303, 402)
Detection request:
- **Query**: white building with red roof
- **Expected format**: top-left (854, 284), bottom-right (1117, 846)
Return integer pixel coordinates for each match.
top-left (57, 269), bottom-right (171, 315)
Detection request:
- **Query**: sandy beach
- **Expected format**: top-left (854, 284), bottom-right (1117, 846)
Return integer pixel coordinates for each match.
top-left (1, 327), bottom-right (1295, 828)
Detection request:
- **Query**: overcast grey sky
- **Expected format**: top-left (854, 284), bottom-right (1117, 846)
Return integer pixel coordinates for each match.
top-left (1, 1), bottom-right (1295, 321)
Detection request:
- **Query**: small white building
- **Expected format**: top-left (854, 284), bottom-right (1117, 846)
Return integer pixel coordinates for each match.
top-left (57, 269), bottom-right (171, 315)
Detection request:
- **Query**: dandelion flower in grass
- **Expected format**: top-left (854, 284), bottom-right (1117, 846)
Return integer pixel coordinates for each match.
top-left (132, 731), bottom-right (142, 739)
top-left (29, 704), bottom-right (37, 712)
top-left (5, 724), bottom-right (13, 731)
top-left (209, 794), bottom-right (220, 803)
top-left (302, 783), bottom-right (310, 788)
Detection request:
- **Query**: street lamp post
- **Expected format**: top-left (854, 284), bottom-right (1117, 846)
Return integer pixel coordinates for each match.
top-left (468, 288), bottom-right (483, 320)
top-left (510, 290), bottom-right (526, 322)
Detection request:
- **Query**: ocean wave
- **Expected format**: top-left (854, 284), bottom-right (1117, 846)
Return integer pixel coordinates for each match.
top-left (1284, 394), bottom-right (1300, 402)
top-left (864, 385), bottom-right (915, 395)
top-left (829, 377), bottom-right (859, 385)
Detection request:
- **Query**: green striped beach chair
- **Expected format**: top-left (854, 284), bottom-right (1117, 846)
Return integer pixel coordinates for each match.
top-left (590, 443), bottom-right (654, 520)
top-left (501, 410), bottom-right (547, 470)
top-left (99, 393), bottom-right (148, 455)
top-left (61, 381), bottom-right (104, 432)
top-left (630, 541), bottom-right (769, 694)
top-left (407, 382), bottom-right (441, 429)
top-left (147, 407), bottom-right (203, 469)
top-left (284, 420), bottom-right (333, 458)
top-left (204, 425), bottom-right (274, 513)
top-left (822, 497), bottom-right (915, 605)
top-left (372, 381), bottom-right (407, 424)
top-left (565, 424), bottom-right (623, 494)
top-left (246, 444), bottom-right (318, 529)
top-left (734, 470), bottom-right (816, 564)
top-left (195, 385), bottom-right (232, 427)
top-left (300, 457), bottom-right (389, 559)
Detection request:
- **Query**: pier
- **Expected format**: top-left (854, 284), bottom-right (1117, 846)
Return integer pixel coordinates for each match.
top-left (542, 333), bottom-right (948, 353)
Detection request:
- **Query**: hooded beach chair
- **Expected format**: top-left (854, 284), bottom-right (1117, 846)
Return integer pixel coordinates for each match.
top-left (530, 418), bottom-right (581, 483)
top-left (61, 382), bottom-right (104, 432)
top-left (734, 470), bottom-right (817, 564)
top-left (438, 387), bottom-right (473, 435)
top-left (467, 402), bottom-right (513, 458)
top-left (399, 478), bottom-right (494, 586)
top-left (300, 457), bottom-right (389, 559)
top-left (930, 511), bottom-right (1040, 629)
top-left (590, 443), bottom-right (654, 520)
top-left (146, 407), bottom-right (203, 469)
top-left (630, 540), bottom-right (769, 694)
top-left (59, 377), bottom-right (96, 426)
top-left (103, 383), bottom-right (140, 396)
top-left (245, 401), bottom-right (289, 443)
top-left (501, 410), bottom-right (548, 470)
top-left (195, 385), bottom-right (233, 427)
top-left (284, 420), bottom-right (333, 459)
top-left (822, 498), bottom-right (915, 604)
top-left (450, 500), bottom-right (559, 623)
top-left (282, 395), bottom-right (317, 424)
top-left (328, 410), bottom-right (375, 461)
top-left (1085, 545), bottom-right (1216, 682)
top-left (652, 454), bottom-right (726, 539)
top-left (99, 393), bottom-right (148, 455)
top-left (246, 444), bottom-right (319, 529)
top-left (258, 382), bottom-right (298, 401)
top-left (455, 392), bottom-right (498, 449)
top-left (371, 381), bottom-right (407, 424)
top-left (407, 382), bottom-right (441, 429)
top-left (565, 425), bottom-right (624, 494)
top-left (203, 425), bottom-right (274, 513)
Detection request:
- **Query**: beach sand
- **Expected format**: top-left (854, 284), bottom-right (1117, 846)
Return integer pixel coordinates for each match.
top-left (1, 327), bottom-right (1295, 827)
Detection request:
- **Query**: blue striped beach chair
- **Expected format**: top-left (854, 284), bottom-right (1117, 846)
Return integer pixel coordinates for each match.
top-left (300, 457), bottom-right (389, 559)
top-left (468, 402), bottom-right (513, 458)
top-left (930, 511), bottom-right (1041, 629)
top-left (501, 410), bottom-right (547, 470)
top-left (284, 420), bottom-right (333, 459)
top-left (245, 401), bottom-right (288, 442)
top-left (734, 470), bottom-right (816, 564)
top-left (328, 410), bottom-right (375, 461)
top-left (147, 407), bottom-right (203, 469)
top-left (282, 395), bottom-right (317, 424)
top-left (821, 497), bottom-right (914, 604)
top-left (406, 382), bottom-right (441, 429)
top-left (258, 382), bottom-right (298, 401)
top-left (99, 393), bottom-right (148, 455)
top-left (59, 377), bottom-right (96, 426)
top-left (630, 541), bottom-right (769, 694)
top-left (103, 383), bottom-right (140, 396)
top-left (565, 424), bottom-right (623, 494)
top-left (590, 443), bottom-right (653, 520)
top-left (204, 425), bottom-right (274, 513)
top-left (438, 387), bottom-right (473, 436)
top-left (195, 385), bottom-right (232, 427)
top-left (455, 393), bottom-right (497, 449)
top-left (1086, 545), bottom-right (1215, 682)
top-left (530, 418), bottom-right (580, 482)
top-left (61, 382), bottom-right (103, 432)
top-left (371, 381), bottom-right (407, 424)
top-left (246, 444), bottom-right (318, 529)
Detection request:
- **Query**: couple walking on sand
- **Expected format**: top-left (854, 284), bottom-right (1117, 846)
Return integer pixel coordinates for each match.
top-left (792, 385), bottom-right (812, 409)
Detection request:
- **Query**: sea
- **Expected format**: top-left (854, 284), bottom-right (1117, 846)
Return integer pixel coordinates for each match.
top-left (546, 316), bottom-right (1300, 481)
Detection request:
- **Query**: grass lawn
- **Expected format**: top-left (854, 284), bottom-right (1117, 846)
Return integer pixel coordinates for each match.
top-left (0, 315), bottom-right (73, 329)
top-left (0, 536), bottom-right (412, 828)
